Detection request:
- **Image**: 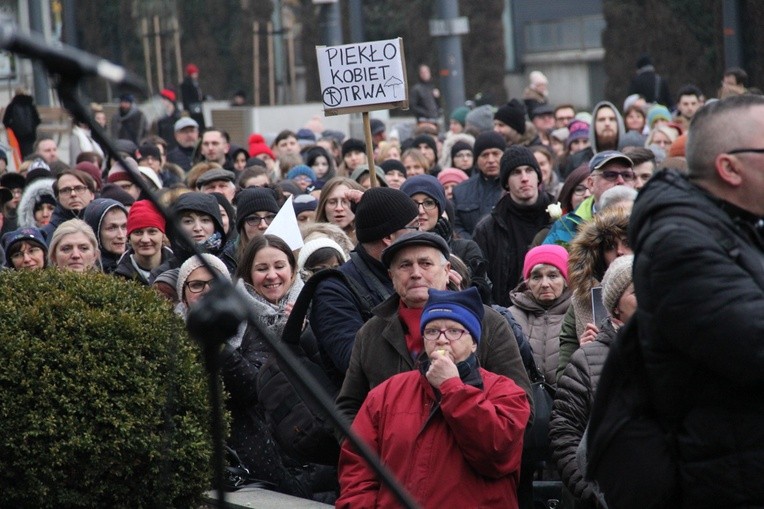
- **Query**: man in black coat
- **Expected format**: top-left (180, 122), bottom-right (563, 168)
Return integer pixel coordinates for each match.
top-left (628, 54), bottom-right (672, 107)
top-left (629, 94), bottom-right (764, 507)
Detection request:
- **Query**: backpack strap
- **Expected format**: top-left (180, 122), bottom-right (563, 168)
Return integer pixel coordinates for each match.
top-left (281, 268), bottom-right (376, 346)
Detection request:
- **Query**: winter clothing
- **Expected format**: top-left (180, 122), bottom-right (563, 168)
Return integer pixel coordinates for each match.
top-left (341, 138), bottom-right (365, 158)
top-left (600, 254), bottom-right (634, 313)
top-left (354, 187), bottom-right (418, 243)
top-left (2, 93), bottom-right (40, 158)
top-left (1, 227), bottom-right (47, 267)
top-left (494, 99), bottom-right (527, 134)
top-left (401, 174), bottom-right (446, 215)
top-left (114, 246), bottom-right (174, 286)
top-left (473, 192), bottom-right (554, 307)
top-left (500, 145), bottom-right (541, 189)
top-left (248, 133), bottom-right (274, 160)
top-left (409, 78), bottom-right (440, 122)
top-left (630, 168), bottom-right (764, 507)
top-left (180, 74), bottom-right (205, 129)
top-left (126, 200), bottom-right (165, 236)
top-left (83, 198), bottom-right (128, 274)
top-left (451, 172), bottom-right (502, 241)
top-left (234, 187), bottom-right (280, 232)
top-left (17, 177), bottom-right (55, 229)
top-left (549, 319), bottom-right (615, 508)
top-left (337, 357), bottom-right (529, 509)
top-left (380, 231), bottom-right (451, 269)
top-left (523, 244), bottom-right (569, 281)
top-left (69, 125), bottom-right (104, 164)
top-left (628, 62), bottom-right (672, 107)
top-left (510, 283), bottom-right (571, 383)
top-left (420, 287), bottom-right (484, 341)
top-left (472, 131), bottom-right (507, 160)
top-left (336, 292), bottom-right (533, 429)
top-left (110, 104), bottom-right (149, 145)
top-left (542, 195), bottom-right (596, 246)
top-left (589, 101), bottom-right (625, 154)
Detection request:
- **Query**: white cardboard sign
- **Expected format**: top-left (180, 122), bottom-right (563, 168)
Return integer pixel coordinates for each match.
top-left (316, 38), bottom-right (408, 115)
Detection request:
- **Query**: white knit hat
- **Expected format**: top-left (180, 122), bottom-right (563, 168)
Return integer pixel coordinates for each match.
top-left (176, 254), bottom-right (230, 298)
top-left (601, 254), bottom-right (634, 314)
top-left (297, 237), bottom-right (349, 272)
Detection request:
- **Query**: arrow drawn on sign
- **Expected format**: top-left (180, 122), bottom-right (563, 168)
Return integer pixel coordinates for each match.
top-left (384, 76), bottom-right (403, 98)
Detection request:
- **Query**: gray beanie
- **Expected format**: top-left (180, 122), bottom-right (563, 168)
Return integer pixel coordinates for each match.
top-left (601, 254), bottom-right (634, 314)
top-left (176, 253), bottom-right (231, 299)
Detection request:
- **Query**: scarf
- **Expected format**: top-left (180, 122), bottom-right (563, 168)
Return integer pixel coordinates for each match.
top-left (398, 301), bottom-right (424, 361)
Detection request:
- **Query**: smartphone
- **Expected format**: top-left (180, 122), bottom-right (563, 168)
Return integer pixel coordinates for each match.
top-left (591, 286), bottom-right (607, 327)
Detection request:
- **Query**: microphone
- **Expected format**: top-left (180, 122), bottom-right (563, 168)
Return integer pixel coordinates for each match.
top-left (0, 21), bottom-right (146, 92)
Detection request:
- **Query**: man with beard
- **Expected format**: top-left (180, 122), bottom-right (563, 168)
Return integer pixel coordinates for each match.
top-left (473, 145), bottom-right (554, 306)
top-left (563, 101), bottom-right (625, 175)
top-left (110, 94), bottom-right (149, 145)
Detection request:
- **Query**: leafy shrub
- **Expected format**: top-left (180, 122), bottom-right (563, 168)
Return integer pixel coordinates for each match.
top-left (0, 270), bottom-right (213, 508)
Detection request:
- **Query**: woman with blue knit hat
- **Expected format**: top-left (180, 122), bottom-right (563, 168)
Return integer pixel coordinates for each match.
top-left (401, 174), bottom-right (491, 303)
top-left (338, 286), bottom-right (530, 508)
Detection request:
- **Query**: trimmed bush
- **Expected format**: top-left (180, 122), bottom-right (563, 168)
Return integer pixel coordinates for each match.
top-left (0, 270), bottom-right (212, 508)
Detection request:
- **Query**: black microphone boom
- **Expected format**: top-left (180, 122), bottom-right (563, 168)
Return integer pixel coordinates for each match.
top-left (0, 21), bottom-right (146, 92)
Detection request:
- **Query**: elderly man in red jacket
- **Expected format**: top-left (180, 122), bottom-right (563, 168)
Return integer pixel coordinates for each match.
top-left (337, 287), bottom-right (530, 509)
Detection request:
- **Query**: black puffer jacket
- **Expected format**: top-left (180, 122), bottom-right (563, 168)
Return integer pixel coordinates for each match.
top-left (549, 319), bottom-right (615, 508)
top-left (630, 169), bottom-right (764, 508)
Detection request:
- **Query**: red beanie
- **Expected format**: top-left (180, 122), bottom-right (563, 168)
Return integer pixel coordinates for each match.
top-left (160, 88), bottom-right (176, 102)
top-left (127, 200), bottom-right (165, 236)
top-left (185, 63), bottom-right (199, 75)
top-left (523, 244), bottom-right (569, 282)
top-left (248, 133), bottom-right (275, 159)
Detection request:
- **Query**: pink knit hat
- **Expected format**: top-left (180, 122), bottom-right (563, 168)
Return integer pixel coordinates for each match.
top-left (437, 167), bottom-right (469, 187)
top-left (522, 244), bottom-right (569, 281)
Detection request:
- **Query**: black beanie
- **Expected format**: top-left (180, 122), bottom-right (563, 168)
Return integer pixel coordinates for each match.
top-left (494, 99), bottom-right (527, 134)
top-left (234, 187), bottom-right (280, 232)
top-left (380, 159), bottom-right (407, 178)
top-left (354, 187), bottom-right (418, 243)
top-left (450, 141), bottom-right (473, 162)
top-left (472, 131), bottom-right (507, 158)
top-left (412, 134), bottom-right (437, 154)
top-left (342, 138), bottom-right (366, 158)
top-left (172, 192), bottom-right (224, 237)
top-left (499, 145), bottom-right (541, 190)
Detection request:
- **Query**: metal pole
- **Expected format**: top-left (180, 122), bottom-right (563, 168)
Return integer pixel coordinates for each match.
top-left (29, 0), bottom-right (50, 105)
top-left (154, 15), bottom-right (164, 90)
top-left (722, 0), bottom-right (743, 69)
top-left (432, 0), bottom-right (467, 121)
top-left (287, 28), bottom-right (296, 103)
top-left (141, 17), bottom-right (154, 95)
top-left (267, 21), bottom-right (275, 106)
top-left (253, 21), bottom-right (260, 107)
top-left (271, 0), bottom-right (285, 103)
top-left (348, 0), bottom-right (365, 43)
top-left (61, 0), bottom-right (77, 47)
top-left (317, 1), bottom-right (342, 47)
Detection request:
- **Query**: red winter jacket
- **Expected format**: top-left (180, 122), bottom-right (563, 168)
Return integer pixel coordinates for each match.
top-left (337, 365), bottom-right (530, 508)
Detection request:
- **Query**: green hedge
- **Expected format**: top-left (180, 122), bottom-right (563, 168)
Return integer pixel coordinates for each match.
top-left (0, 270), bottom-right (213, 508)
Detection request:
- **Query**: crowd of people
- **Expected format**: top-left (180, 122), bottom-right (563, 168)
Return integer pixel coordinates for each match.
top-left (0, 57), bottom-right (762, 508)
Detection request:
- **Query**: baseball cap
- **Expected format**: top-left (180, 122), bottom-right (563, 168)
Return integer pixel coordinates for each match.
top-left (588, 150), bottom-right (634, 172)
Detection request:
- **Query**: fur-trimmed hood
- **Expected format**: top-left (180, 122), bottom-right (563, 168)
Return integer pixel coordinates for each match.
top-left (17, 177), bottom-right (55, 229)
top-left (567, 207), bottom-right (630, 301)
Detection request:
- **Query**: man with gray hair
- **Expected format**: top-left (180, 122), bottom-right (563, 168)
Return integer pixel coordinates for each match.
top-left (625, 94), bottom-right (764, 506)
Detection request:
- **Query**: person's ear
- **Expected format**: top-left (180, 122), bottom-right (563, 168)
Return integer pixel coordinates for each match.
top-left (471, 341), bottom-right (478, 353)
top-left (716, 154), bottom-right (744, 186)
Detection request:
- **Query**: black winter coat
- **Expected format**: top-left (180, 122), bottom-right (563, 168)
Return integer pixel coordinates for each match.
top-left (631, 169), bottom-right (764, 508)
top-left (549, 319), bottom-right (615, 508)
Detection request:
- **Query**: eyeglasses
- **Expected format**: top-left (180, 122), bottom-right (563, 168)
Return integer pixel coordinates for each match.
top-left (10, 246), bottom-right (43, 261)
top-left (245, 214), bottom-right (276, 226)
top-left (423, 327), bottom-right (469, 342)
top-left (185, 279), bottom-right (214, 293)
top-left (594, 170), bottom-right (636, 182)
top-left (413, 198), bottom-right (437, 211)
top-left (727, 148), bottom-right (764, 155)
top-left (573, 185), bottom-right (589, 195)
top-left (59, 185), bottom-right (89, 195)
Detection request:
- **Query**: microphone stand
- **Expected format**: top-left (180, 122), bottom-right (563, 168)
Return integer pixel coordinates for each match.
top-left (51, 74), bottom-right (419, 509)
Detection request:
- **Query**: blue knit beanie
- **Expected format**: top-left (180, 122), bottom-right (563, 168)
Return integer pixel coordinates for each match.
top-left (400, 174), bottom-right (447, 215)
top-left (420, 287), bottom-right (484, 343)
top-left (286, 164), bottom-right (316, 182)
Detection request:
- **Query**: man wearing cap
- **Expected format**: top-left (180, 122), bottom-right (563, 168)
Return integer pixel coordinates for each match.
top-left (543, 150), bottom-right (637, 246)
top-left (154, 88), bottom-right (181, 150)
top-left (110, 94), bottom-right (149, 145)
top-left (370, 118), bottom-right (386, 147)
top-left (336, 231), bottom-right (532, 429)
top-left (473, 146), bottom-right (555, 307)
top-left (166, 117), bottom-right (199, 172)
top-left (494, 99), bottom-right (528, 146)
top-left (196, 168), bottom-right (236, 203)
top-left (451, 131), bottom-right (507, 240)
top-left (310, 187), bottom-right (420, 385)
top-left (337, 285), bottom-right (530, 509)
top-left (530, 104), bottom-right (556, 146)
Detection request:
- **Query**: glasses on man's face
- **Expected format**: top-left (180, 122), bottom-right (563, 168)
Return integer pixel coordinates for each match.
top-left (59, 185), bottom-right (89, 195)
top-left (423, 327), bottom-right (469, 342)
top-left (245, 214), bottom-right (276, 226)
top-left (185, 279), bottom-right (214, 293)
top-left (413, 198), bottom-right (438, 211)
top-left (727, 147), bottom-right (764, 155)
top-left (595, 170), bottom-right (636, 182)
